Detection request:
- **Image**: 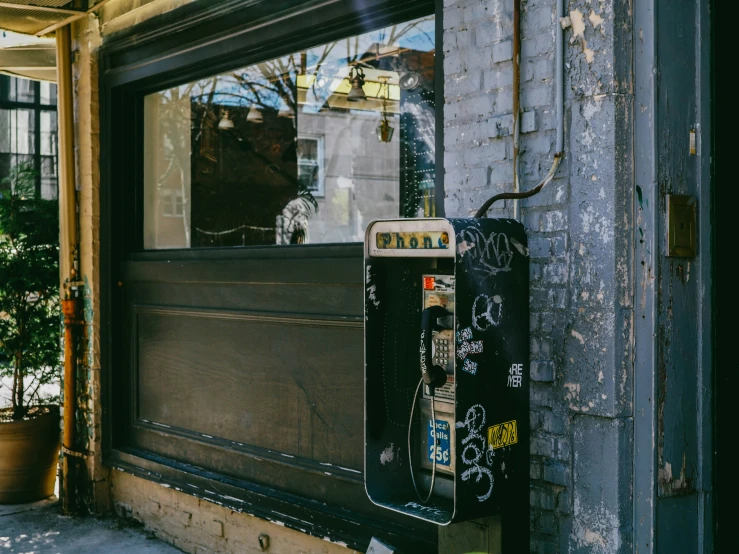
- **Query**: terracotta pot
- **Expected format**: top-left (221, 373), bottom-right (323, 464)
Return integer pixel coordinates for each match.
top-left (0, 407), bottom-right (61, 504)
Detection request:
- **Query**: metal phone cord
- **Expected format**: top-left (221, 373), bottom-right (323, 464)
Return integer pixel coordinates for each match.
top-left (408, 377), bottom-right (437, 503)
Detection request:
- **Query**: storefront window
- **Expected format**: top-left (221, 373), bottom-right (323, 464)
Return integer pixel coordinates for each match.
top-left (143, 14), bottom-right (436, 249)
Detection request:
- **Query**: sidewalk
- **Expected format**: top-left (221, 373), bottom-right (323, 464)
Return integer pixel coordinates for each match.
top-left (0, 498), bottom-right (181, 553)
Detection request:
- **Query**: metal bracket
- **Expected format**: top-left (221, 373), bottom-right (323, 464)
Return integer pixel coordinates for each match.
top-left (666, 194), bottom-right (696, 257)
top-left (61, 444), bottom-right (88, 459)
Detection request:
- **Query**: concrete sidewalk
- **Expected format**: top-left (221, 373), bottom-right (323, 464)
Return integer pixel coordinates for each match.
top-left (0, 498), bottom-right (181, 553)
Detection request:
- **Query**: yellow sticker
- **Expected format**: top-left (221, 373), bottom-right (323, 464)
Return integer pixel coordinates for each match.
top-left (487, 420), bottom-right (518, 450)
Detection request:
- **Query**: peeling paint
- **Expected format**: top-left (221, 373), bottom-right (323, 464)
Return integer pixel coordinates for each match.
top-left (570, 9), bottom-right (586, 39)
top-left (589, 11), bottom-right (604, 28)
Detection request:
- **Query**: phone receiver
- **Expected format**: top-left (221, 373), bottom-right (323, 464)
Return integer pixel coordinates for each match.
top-left (420, 306), bottom-right (450, 390)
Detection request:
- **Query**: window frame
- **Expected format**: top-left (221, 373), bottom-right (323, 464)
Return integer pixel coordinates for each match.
top-left (0, 76), bottom-right (58, 199)
top-left (297, 134), bottom-right (325, 198)
top-left (99, 0), bottom-right (443, 549)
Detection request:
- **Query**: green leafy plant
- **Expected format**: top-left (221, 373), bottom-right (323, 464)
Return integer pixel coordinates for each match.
top-left (0, 163), bottom-right (61, 421)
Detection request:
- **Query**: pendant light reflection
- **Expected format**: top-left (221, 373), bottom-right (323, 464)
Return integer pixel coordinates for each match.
top-left (218, 109), bottom-right (234, 130)
top-left (376, 76), bottom-right (394, 143)
top-left (346, 66), bottom-right (366, 102)
top-left (246, 104), bottom-right (263, 123)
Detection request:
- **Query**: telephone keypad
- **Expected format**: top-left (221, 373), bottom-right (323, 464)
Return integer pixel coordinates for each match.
top-left (432, 332), bottom-right (454, 371)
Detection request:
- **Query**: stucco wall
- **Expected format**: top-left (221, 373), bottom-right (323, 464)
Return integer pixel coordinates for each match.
top-left (442, 0), bottom-right (633, 552)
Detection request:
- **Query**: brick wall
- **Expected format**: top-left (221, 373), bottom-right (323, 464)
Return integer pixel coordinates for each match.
top-left (443, 0), bottom-right (634, 552)
top-left (111, 470), bottom-right (357, 554)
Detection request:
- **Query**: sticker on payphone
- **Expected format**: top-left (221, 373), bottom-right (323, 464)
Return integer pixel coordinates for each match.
top-left (428, 419), bottom-right (451, 467)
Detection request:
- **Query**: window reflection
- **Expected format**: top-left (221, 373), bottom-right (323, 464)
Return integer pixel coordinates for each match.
top-left (143, 15), bottom-right (435, 249)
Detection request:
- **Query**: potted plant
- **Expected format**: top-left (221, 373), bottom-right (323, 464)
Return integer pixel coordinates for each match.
top-left (0, 163), bottom-right (62, 504)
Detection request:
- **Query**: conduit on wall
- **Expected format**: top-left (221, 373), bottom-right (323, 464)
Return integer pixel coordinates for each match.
top-left (56, 24), bottom-right (84, 516)
top-left (476, 0), bottom-right (565, 219)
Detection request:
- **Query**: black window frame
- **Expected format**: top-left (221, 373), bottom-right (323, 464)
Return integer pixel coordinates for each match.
top-left (0, 75), bottom-right (58, 199)
top-left (100, 0), bottom-right (443, 550)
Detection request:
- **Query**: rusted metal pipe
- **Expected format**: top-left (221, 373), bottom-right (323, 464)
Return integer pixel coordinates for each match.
top-left (61, 297), bottom-right (82, 513)
top-left (56, 24), bottom-right (82, 515)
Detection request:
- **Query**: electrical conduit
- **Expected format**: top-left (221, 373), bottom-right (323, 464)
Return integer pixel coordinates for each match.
top-left (477, 0), bottom-right (565, 219)
top-left (56, 24), bottom-right (83, 515)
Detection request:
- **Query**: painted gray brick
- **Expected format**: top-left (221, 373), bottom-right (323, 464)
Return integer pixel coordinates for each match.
top-left (522, 133), bottom-right (552, 155)
top-left (523, 4), bottom-right (554, 33)
top-left (555, 437), bottom-right (571, 461)
top-left (530, 460), bottom-right (543, 480)
top-left (528, 236), bottom-right (550, 258)
top-left (492, 40), bottom-right (513, 62)
top-left (538, 511), bottom-right (558, 535)
top-left (521, 109), bottom-right (537, 133)
top-left (551, 234), bottom-right (567, 258)
top-left (443, 5), bottom-right (465, 30)
top-left (543, 262), bottom-right (568, 284)
top-left (462, 141), bottom-right (507, 166)
top-left (446, 71), bottom-right (483, 97)
top-left (530, 312), bottom-right (541, 332)
top-left (530, 487), bottom-right (556, 510)
top-left (522, 208), bottom-right (542, 231)
top-left (544, 462), bottom-right (570, 486)
top-left (530, 262), bottom-right (541, 282)
top-left (521, 82), bottom-right (553, 109)
top-left (557, 490), bottom-right (571, 514)
top-left (531, 382), bottom-right (555, 408)
top-left (483, 64), bottom-right (513, 90)
top-left (541, 210), bottom-right (568, 232)
top-left (542, 410), bottom-right (567, 434)
top-left (474, 20), bottom-right (506, 47)
top-left (531, 360), bottom-right (555, 382)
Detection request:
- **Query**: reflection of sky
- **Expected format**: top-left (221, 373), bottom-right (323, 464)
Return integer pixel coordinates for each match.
top-left (160, 15), bottom-right (434, 111)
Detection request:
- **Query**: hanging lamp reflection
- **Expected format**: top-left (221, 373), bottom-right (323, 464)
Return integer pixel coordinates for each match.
top-left (247, 105), bottom-right (263, 123)
top-left (218, 109), bottom-right (235, 130)
top-left (376, 76), bottom-right (394, 143)
top-left (346, 66), bottom-right (367, 102)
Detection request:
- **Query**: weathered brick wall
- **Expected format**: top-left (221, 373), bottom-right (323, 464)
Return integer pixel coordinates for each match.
top-left (111, 470), bottom-right (357, 554)
top-left (70, 12), bottom-right (108, 514)
top-left (443, 0), bottom-right (633, 552)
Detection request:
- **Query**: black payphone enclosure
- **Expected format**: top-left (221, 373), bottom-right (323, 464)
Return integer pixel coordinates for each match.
top-left (364, 218), bottom-right (529, 533)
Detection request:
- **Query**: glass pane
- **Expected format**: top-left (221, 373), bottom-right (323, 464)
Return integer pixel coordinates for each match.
top-left (10, 77), bottom-right (35, 103)
top-left (0, 109), bottom-right (10, 153)
top-left (40, 111), bottom-right (57, 156)
top-left (143, 14), bottom-right (436, 249)
top-left (0, 109), bottom-right (35, 155)
top-left (40, 156), bottom-right (58, 199)
top-left (40, 82), bottom-right (57, 105)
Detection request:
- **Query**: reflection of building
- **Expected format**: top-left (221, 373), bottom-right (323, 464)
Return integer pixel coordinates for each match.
top-left (0, 75), bottom-right (58, 199)
top-left (144, 42), bottom-right (436, 249)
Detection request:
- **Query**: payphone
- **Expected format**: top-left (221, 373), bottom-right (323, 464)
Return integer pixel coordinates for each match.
top-left (364, 218), bottom-right (529, 549)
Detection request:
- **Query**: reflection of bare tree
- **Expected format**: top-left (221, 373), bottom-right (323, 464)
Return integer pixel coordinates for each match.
top-left (152, 15), bottom-right (434, 244)
top-left (157, 80), bottom-right (206, 245)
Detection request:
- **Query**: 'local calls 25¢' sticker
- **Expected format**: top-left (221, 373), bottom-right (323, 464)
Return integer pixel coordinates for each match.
top-left (428, 419), bottom-right (451, 466)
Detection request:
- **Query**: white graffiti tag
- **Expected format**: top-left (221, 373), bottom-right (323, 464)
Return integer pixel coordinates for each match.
top-left (456, 404), bottom-right (495, 502)
top-left (365, 265), bottom-right (379, 308)
top-left (472, 294), bottom-right (503, 331)
top-left (457, 228), bottom-right (514, 278)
